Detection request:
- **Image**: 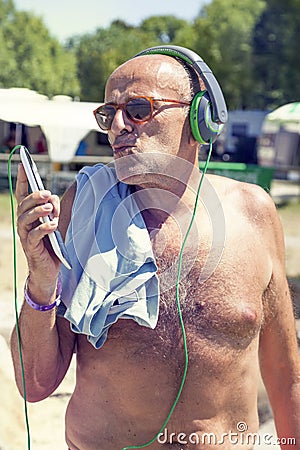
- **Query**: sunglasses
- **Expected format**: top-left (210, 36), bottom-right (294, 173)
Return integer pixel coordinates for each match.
top-left (93, 96), bottom-right (190, 131)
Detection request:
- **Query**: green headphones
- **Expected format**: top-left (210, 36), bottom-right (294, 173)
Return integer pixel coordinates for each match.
top-left (134, 45), bottom-right (228, 144)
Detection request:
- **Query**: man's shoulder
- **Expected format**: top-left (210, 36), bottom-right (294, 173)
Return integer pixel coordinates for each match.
top-left (206, 173), bottom-right (277, 223)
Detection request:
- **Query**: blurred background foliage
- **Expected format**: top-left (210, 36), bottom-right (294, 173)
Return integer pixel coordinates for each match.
top-left (0, 0), bottom-right (299, 110)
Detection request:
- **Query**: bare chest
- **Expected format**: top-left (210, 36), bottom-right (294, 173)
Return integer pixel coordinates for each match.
top-left (101, 203), bottom-right (271, 369)
top-left (148, 218), bottom-right (267, 355)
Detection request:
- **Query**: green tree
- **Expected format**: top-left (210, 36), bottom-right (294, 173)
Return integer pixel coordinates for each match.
top-left (192, 0), bottom-right (266, 110)
top-left (0, 0), bottom-right (13, 21)
top-left (253, 0), bottom-right (300, 109)
top-left (72, 20), bottom-right (160, 102)
top-left (0, 0), bottom-right (16, 83)
top-left (140, 15), bottom-right (192, 44)
top-left (0, 3), bottom-right (80, 97)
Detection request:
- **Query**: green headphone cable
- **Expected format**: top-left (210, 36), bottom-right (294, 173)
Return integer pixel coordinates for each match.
top-left (122, 139), bottom-right (213, 450)
top-left (8, 145), bottom-right (31, 450)
top-left (9, 141), bottom-right (212, 450)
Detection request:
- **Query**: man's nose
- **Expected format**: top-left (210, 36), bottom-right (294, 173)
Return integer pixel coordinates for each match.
top-left (110, 108), bottom-right (133, 136)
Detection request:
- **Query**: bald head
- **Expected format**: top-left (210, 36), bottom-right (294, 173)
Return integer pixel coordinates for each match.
top-left (105, 54), bottom-right (203, 103)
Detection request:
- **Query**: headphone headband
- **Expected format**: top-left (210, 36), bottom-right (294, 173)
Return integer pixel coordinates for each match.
top-left (134, 45), bottom-right (202, 66)
top-left (134, 45), bottom-right (228, 125)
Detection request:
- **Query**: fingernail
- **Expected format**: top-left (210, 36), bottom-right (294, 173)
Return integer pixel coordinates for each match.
top-left (42, 203), bottom-right (52, 210)
top-left (41, 190), bottom-right (51, 198)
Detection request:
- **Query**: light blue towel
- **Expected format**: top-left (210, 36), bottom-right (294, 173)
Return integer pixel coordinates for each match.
top-left (58, 164), bottom-right (159, 349)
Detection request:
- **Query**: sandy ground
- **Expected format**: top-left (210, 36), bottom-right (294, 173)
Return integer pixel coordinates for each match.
top-left (0, 181), bottom-right (299, 450)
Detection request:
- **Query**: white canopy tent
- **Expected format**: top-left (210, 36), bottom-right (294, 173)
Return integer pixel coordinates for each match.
top-left (266, 102), bottom-right (300, 130)
top-left (0, 88), bottom-right (105, 162)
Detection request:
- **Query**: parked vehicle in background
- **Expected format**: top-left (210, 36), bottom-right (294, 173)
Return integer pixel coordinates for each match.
top-left (257, 102), bottom-right (300, 180)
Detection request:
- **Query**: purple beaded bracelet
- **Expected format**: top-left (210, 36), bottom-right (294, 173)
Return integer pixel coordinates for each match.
top-left (24, 276), bottom-right (62, 311)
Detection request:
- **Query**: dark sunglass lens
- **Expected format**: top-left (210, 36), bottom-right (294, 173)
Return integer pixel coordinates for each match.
top-left (126, 98), bottom-right (152, 121)
top-left (97, 105), bottom-right (116, 130)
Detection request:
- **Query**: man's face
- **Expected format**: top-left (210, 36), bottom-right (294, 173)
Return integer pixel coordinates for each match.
top-left (104, 56), bottom-right (194, 185)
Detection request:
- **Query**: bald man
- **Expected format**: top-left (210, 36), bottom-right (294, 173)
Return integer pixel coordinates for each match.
top-left (11, 50), bottom-right (300, 449)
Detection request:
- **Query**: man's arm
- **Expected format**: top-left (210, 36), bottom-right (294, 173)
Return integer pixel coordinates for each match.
top-left (258, 191), bottom-right (300, 445)
top-left (10, 165), bottom-right (77, 402)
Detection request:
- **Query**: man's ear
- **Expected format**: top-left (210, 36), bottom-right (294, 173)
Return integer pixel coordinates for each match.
top-left (182, 113), bottom-right (196, 146)
top-left (187, 124), bottom-right (198, 147)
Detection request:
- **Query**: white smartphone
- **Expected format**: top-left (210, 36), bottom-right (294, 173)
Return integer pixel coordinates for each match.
top-left (20, 146), bottom-right (72, 270)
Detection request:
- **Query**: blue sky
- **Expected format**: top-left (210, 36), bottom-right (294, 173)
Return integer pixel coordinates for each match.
top-left (14, 0), bottom-right (209, 42)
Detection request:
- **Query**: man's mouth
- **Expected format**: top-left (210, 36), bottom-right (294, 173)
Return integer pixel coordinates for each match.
top-left (113, 144), bottom-right (136, 155)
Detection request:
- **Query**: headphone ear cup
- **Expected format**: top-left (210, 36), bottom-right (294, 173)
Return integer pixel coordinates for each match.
top-left (190, 91), bottom-right (222, 144)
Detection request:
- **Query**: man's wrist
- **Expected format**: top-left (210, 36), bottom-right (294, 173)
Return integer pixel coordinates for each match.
top-left (25, 275), bottom-right (61, 311)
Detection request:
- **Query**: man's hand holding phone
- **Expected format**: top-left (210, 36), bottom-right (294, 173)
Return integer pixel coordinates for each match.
top-left (16, 146), bottom-right (72, 307)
